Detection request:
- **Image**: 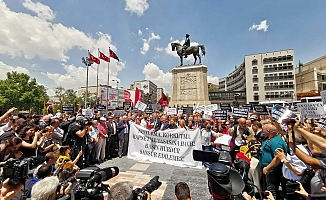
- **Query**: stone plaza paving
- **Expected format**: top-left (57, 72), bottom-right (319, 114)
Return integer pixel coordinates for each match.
top-left (101, 157), bottom-right (211, 200)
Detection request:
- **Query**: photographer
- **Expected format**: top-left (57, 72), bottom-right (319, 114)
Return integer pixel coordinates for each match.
top-left (110, 181), bottom-right (151, 200)
top-left (201, 125), bottom-right (219, 152)
top-left (0, 137), bottom-right (23, 163)
top-left (18, 124), bottom-right (44, 159)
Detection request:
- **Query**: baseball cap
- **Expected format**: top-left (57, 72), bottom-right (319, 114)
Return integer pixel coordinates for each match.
top-left (100, 117), bottom-right (106, 121)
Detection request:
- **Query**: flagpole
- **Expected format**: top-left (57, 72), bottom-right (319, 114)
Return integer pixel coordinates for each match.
top-left (106, 48), bottom-right (110, 114)
top-left (97, 48), bottom-right (100, 106)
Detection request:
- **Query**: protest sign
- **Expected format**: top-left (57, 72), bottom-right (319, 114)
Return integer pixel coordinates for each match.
top-left (297, 102), bottom-right (326, 119)
top-left (253, 105), bottom-right (269, 115)
top-left (212, 110), bottom-right (228, 120)
top-left (183, 107), bottom-right (194, 115)
top-left (196, 105), bottom-right (206, 112)
top-left (232, 108), bottom-right (249, 119)
top-left (113, 110), bottom-right (125, 118)
top-left (178, 110), bottom-right (183, 115)
top-left (167, 108), bottom-right (177, 115)
top-left (135, 101), bottom-right (147, 111)
top-left (128, 123), bottom-right (202, 168)
top-left (82, 109), bottom-right (93, 118)
top-left (61, 105), bottom-right (74, 113)
top-left (144, 107), bottom-right (153, 114)
top-left (202, 110), bottom-right (213, 120)
top-left (242, 104), bottom-right (253, 112)
top-left (271, 105), bottom-right (297, 123)
top-left (321, 90), bottom-right (326, 105)
top-left (123, 102), bottom-right (132, 110)
top-left (220, 103), bottom-right (232, 112)
top-left (205, 104), bottom-right (218, 112)
top-left (97, 105), bottom-right (106, 111)
top-left (317, 118), bottom-right (326, 130)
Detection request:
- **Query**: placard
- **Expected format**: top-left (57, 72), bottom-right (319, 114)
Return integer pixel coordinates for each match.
top-left (182, 107), bottom-right (194, 115)
top-left (220, 103), bottom-right (232, 112)
top-left (232, 108), bottom-right (249, 119)
top-left (205, 104), bottom-right (218, 112)
top-left (167, 108), bottom-right (177, 115)
top-left (135, 101), bottom-right (147, 112)
top-left (97, 105), bottom-right (106, 111)
top-left (178, 110), bottom-right (183, 115)
top-left (128, 123), bottom-right (202, 168)
top-left (82, 109), bottom-right (93, 118)
top-left (242, 104), bottom-right (253, 112)
top-left (123, 102), bottom-right (132, 110)
top-left (297, 102), bottom-right (326, 119)
top-left (212, 110), bottom-right (228, 120)
top-left (113, 110), bottom-right (125, 118)
top-left (253, 105), bottom-right (269, 115)
top-left (144, 108), bottom-right (154, 114)
top-left (196, 105), bottom-right (206, 112)
top-left (317, 118), bottom-right (326, 130)
top-left (321, 90), bottom-right (326, 105)
top-left (271, 105), bottom-right (297, 123)
top-left (61, 105), bottom-right (74, 113)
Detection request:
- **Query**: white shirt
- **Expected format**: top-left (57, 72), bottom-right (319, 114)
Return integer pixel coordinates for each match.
top-left (201, 129), bottom-right (219, 146)
top-left (89, 126), bottom-right (99, 140)
top-left (282, 145), bottom-right (308, 181)
top-left (140, 119), bottom-right (147, 128)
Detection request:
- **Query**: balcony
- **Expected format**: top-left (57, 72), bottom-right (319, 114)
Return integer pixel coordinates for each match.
top-left (252, 69), bottom-right (258, 74)
top-left (253, 86), bottom-right (259, 91)
top-left (264, 75), bottom-right (294, 82)
top-left (263, 65), bottom-right (293, 73)
top-left (264, 84), bottom-right (294, 90)
top-left (253, 78), bottom-right (258, 82)
top-left (263, 55), bottom-right (293, 64)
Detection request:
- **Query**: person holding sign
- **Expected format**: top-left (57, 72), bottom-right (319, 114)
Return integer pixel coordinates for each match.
top-left (201, 125), bottom-right (219, 152)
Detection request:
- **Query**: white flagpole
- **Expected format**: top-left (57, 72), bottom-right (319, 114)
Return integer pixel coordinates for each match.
top-left (106, 48), bottom-right (110, 114)
top-left (97, 48), bottom-right (100, 106)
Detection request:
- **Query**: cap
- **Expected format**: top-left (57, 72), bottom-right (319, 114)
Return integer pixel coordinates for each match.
top-left (100, 117), bottom-right (106, 121)
top-left (76, 116), bottom-right (84, 121)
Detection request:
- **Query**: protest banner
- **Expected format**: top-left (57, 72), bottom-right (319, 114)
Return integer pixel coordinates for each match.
top-left (220, 103), bottom-right (232, 112)
top-left (61, 105), bottom-right (74, 113)
top-left (135, 101), bottom-right (147, 111)
top-left (212, 110), bottom-right (228, 120)
top-left (167, 108), bottom-right (177, 115)
top-left (271, 105), bottom-right (297, 123)
top-left (253, 105), bottom-right (269, 115)
top-left (82, 109), bottom-right (93, 118)
top-left (128, 123), bottom-right (202, 168)
top-left (321, 90), bottom-right (326, 105)
top-left (196, 105), bottom-right (206, 113)
top-left (232, 108), bottom-right (249, 119)
top-left (297, 102), bottom-right (326, 119)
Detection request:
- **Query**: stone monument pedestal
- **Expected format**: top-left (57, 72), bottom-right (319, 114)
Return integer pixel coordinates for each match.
top-left (170, 65), bottom-right (211, 107)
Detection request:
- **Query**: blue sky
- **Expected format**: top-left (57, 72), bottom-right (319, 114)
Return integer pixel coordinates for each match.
top-left (1, 0), bottom-right (326, 96)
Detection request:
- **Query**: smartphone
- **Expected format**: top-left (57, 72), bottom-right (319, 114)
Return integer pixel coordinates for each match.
top-left (286, 182), bottom-right (299, 194)
top-left (254, 191), bottom-right (268, 199)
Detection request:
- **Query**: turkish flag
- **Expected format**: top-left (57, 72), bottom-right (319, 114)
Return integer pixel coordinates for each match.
top-left (89, 53), bottom-right (100, 64)
top-left (157, 92), bottom-right (169, 107)
top-left (99, 51), bottom-right (109, 62)
top-left (109, 49), bottom-right (120, 61)
top-left (134, 87), bottom-right (142, 105)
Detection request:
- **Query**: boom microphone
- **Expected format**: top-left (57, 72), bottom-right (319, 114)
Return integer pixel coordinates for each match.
top-left (87, 167), bottom-right (119, 185)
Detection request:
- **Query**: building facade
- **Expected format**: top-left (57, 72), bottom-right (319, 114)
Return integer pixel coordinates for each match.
top-left (245, 50), bottom-right (296, 103)
top-left (296, 55), bottom-right (326, 98)
top-left (157, 87), bottom-right (164, 102)
top-left (133, 80), bottom-right (158, 104)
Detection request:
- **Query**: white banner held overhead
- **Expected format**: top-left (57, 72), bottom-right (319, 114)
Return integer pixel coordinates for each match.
top-left (321, 90), bottom-right (326, 105)
top-left (178, 110), bottom-right (183, 115)
top-left (135, 101), bottom-right (147, 111)
top-left (167, 108), bottom-right (177, 115)
top-left (297, 102), bottom-right (326, 119)
top-left (128, 123), bottom-right (202, 168)
top-left (82, 109), bottom-right (93, 118)
top-left (205, 104), bottom-right (218, 112)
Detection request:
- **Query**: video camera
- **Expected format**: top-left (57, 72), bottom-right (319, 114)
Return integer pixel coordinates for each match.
top-left (80, 118), bottom-right (92, 129)
top-left (133, 176), bottom-right (162, 200)
top-left (57, 166), bottom-right (119, 200)
top-left (2, 157), bottom-right (39, 185)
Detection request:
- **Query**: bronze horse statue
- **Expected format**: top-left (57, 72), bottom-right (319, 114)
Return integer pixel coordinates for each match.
top-left (171, 43), bottom-right (205, 66)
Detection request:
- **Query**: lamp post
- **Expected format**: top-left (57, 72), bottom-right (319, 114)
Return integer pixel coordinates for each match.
top-left (112, 80), bottom-right (120, 109)
top-left (82, 57), bottom-right (93, 108)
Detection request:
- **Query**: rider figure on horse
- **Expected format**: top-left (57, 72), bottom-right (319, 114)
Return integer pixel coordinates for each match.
top-left (182, 34), bottom-right (190, 58)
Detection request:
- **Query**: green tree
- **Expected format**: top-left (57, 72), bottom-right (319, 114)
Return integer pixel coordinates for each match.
top-left (208, 87), bottom-right (219, 92)
top-left (54, 86), bottom-right (65, 108)
top-left (0, 71), bottom-right (48, 113)
top-left (63, 89), bottom-right (82, 111)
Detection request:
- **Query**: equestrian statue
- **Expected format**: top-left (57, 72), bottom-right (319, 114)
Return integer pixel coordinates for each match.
top-left (171, 34), bottom-right (206, 66)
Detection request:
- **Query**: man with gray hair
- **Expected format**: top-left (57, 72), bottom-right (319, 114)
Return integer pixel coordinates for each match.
top-left (117, 116), bottom-right (130, 158)
top-left (31, 176), bottom-right (59, 200)
top-left (110, 181), bottom-right (151, 200)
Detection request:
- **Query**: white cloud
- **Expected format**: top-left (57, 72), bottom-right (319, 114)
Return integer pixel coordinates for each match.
top-left (138, 29), bottom-right (142, 35)
top-left (23, 0), bottom-right (55, 21)
top-left (125, 0), bottom-right (149, 16)
top-left (0, 0), bottom-right (117, 62)
top-left (170, 37), bottom-right (173, 41)
top-left (154, 46), bottom-right (164, 52)
top-left (140, 32), bottom-right (161, 55)
top-left (249, 20), bottom-right (269, 32)
top-left (45, 61), bottom-right (125, 91)
top-left (0, 61), bottom-right (30, 80)
top-left (142, 63), bottom-right (172, 89)
top-left (207, 75), bottom-right (219, 84)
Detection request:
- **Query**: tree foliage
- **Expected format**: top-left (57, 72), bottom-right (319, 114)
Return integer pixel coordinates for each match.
top-left (0, 71), bottom-right (48, 113)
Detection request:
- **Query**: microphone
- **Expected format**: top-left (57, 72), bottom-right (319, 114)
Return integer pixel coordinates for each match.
top-left (87, 167), bottom-right (119, 185)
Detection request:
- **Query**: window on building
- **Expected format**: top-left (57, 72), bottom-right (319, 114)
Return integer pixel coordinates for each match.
top-left (252, 59), bottom-right (258, 65)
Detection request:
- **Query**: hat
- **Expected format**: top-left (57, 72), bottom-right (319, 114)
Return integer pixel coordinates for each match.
top-left (207, 162), bottom-right (244, 196)
top-left (186, 34), bottom-right (190, 37)
top-left (100, 117), bottom-right (106, 121)
top-left (76, 116), bottom-right (84, 121)
top-left (108, 115), bottom-right (114, 119)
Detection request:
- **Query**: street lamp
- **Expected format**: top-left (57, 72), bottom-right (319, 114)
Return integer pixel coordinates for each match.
top-left (82, 57), bottom-right (93, 108)
top-left (112, 80), bottom-right (120, 109)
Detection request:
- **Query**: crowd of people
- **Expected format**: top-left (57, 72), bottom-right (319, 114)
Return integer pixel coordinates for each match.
top-left (0, 105), bottom-right (326, 200)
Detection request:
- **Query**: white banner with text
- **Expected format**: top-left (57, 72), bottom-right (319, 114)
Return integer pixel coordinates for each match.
top-left (128, 123), bottom-right (202, 168)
